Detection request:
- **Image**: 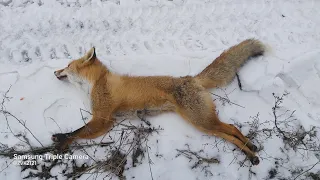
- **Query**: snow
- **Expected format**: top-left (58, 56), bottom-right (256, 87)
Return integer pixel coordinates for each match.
top-left (1, 0), bottom-right (320, 179)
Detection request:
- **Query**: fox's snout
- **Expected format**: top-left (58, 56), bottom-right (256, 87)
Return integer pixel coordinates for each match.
top-left (54, 69), bottom-right (67, 80)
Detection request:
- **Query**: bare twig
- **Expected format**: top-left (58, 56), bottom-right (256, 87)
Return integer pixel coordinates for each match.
top-left (293, 160), bottom-right (320, 180)
top-left (0, 160), bottom-right (15, 173)
top-left (1, 85), bottom-right (43, 147)
top-left (176, 145), bottom-right (219, 174)
top-left (0, 85), bottom-right (12, 108)
top-left (69, 123), bottom-right (162, 179)
top-left (49, 117), bottom-right (62, 133)
top-left (0, 110), bottom-right (44, 147)
top-left (146, 140), bottom-right (154, 180)
top-left (210, 92), bottom-right (245, 108)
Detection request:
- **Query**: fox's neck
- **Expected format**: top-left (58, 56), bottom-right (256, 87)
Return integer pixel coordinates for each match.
top-left (78, 77), bottom-right (92, 96)
top-left (70, 74), bottom-right (93, 111)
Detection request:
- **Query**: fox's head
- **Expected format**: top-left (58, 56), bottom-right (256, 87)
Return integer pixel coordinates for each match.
top-left (54, 47), bottom-right (108, 84)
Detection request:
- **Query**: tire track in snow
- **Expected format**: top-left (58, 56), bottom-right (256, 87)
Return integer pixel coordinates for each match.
top-left (0, 0), bottom-right (319, 64)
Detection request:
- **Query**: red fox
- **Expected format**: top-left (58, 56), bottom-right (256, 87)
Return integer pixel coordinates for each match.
top-left (52, 39), bottom-right (265, 165)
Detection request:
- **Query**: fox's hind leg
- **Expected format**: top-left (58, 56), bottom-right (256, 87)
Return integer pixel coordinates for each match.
top-left (208, 131), bottom-right (259, 165)
top-left (177, 106), bottom-right (259, 165)
top-left (215, 121), bottom-right (258, 152)
top-left (172, 81), bottom-right (259, 165)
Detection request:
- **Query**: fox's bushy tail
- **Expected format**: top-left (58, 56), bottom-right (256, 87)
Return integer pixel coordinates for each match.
top-left (195, 39), bottom-right (265, 89)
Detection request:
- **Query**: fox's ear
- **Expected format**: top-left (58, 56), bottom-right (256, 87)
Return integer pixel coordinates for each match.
top-left (83, 47), bottom-right (96, 63)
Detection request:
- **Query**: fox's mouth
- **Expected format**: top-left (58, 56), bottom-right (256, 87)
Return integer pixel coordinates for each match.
top-left (54, 70), bottom-right (68, 80)
top-left (57, 75), bottom-right (67, 80)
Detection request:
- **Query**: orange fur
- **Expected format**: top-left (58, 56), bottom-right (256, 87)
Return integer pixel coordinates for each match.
top-left (52, 39), bottom-right (265, 165)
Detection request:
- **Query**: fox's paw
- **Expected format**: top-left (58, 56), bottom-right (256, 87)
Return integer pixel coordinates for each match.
top-left (52, 133), bottom-right (71, 153)
top-left (244, 139), bottom-right (260, 152)
top-left (51, 133), bottom-right (68, 142)
top-left (250, 144), bottom-right (258, 152)
top-left (250, 156), bottom-right (260, 166)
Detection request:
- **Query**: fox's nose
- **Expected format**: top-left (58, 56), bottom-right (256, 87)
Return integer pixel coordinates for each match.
top-left (54, 71), bottom-right (59, 77)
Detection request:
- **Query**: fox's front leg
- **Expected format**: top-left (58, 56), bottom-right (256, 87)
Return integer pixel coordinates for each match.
top-left (52, 116), bottom-right (115, 152)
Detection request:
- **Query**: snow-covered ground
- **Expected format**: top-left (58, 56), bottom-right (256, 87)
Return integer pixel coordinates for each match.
top-left (1, 0), bottom-right (320, 179)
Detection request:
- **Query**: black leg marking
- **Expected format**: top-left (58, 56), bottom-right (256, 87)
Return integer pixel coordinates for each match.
top-left (236, 73), bottom-right (242, 91)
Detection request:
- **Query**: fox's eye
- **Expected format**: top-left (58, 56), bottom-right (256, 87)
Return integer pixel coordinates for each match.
top-left (67, 64), bottom-right (71, 68)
